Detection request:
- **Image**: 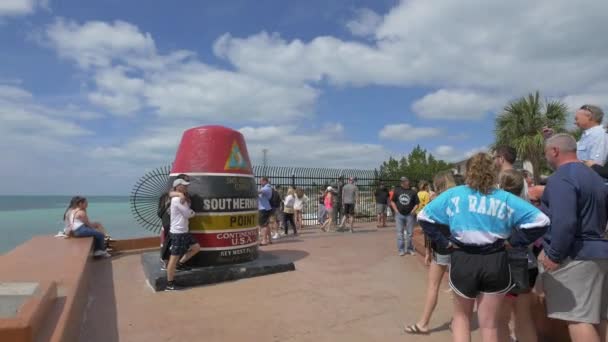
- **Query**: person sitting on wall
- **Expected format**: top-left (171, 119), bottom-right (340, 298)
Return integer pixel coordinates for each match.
top-left (63, 196), bottom-right (111, 258)
top-left (165, 179), bottom-right (200, 291)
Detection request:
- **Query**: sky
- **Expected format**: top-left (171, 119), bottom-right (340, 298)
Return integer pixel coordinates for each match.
top-left (1, 0), bottom-right (608, 195)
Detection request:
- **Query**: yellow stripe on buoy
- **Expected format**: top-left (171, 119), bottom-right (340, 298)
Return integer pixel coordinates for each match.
top-left (189, 212), bottom-right (259, 231)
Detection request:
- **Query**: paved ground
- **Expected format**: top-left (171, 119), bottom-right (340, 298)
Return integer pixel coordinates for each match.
top-left (80, 223), bottom-right (482, 342)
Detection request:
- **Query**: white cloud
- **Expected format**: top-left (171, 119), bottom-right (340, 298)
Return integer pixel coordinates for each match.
top-left (435, 145), bottom-right (455, 157)
top-left (379, 124), bottom-right (441, 141)
top-left (0, 85), bottom-right (93, 141)
top-left (0, 0), bottom-right (47, 16)
top-left (214, 0), bottom-right (608, 112)
top-left (47, 19), bottom-right (156, 69)
top-left (244, 127), bottom-right (390, 169)
top-left (464, 146), bottom-right (489, 159)
top-left (346, 8), bottom-right (382, 38)
top-left (45, 19), bottom-right (318, 122)
top-left (239, 125), bottom-right (296, 141)
top-left (412, 89), bottom-right (505, 120)
top-left (321, 122), bottom-right (344, 135)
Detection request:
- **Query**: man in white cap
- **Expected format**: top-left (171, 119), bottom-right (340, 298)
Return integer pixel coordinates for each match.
top-left (165, 178), bottom-right (200, 291)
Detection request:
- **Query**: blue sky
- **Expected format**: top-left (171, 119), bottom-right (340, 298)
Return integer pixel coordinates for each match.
top-left (1, 0), bottom-right (607, 195)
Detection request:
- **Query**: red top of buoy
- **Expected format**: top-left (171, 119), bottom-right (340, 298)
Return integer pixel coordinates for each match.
top-left (171, 125), bottom-right (253, 175)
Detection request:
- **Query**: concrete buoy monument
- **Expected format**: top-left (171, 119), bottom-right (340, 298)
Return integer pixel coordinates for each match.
top-left (142, 124), bottom-right (295, 291)
top-left (169, 125), bottom-right (259, 266)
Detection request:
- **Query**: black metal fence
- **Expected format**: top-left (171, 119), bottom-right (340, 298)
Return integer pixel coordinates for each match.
top-left (252, 165), bottom-right (400, 227)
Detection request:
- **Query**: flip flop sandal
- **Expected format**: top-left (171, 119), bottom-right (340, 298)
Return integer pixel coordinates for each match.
top-left (404, 324), bottom-right (429, 335)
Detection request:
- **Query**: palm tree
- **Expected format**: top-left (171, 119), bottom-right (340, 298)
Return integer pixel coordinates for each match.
top-left (494, 91), bottom-right (568, 183)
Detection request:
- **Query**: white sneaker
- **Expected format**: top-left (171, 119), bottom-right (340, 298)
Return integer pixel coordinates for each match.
top-left (93, 250), bottom-right (111, 258)
top-left (272, 232), bottom-right (280, 240)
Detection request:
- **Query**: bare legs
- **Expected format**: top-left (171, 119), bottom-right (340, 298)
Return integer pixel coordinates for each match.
top-left (295, 210), bottom-right (303, 231)
top-left (321, 209), bottom-right (333, 232)
top-left (567, 322), bottom-right (602, 342)
top-left (452, 295), bottom-right (475, 342)
top-left (513, 294), bottom-right (538, 342)
top-left (166, 243), bottom-right (200, 282)
top-left (415, 262), bottom-right (448, 331)
top-left (477, 294), bottom-right (505, 342)
top-left (453, 293), bottom-right (504, 342)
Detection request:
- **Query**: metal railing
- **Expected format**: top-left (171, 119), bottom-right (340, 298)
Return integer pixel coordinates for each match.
top-left (252, 165), bottom-right (400, 227)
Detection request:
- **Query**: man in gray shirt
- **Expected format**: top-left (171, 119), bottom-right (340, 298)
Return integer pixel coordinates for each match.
top-left (340, 177), bottom-right (358, 232)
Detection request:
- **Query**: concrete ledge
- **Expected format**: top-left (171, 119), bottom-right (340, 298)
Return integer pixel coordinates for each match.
top-left (412, 228), bottom-right (571, 342)
top-left (111, 236), bottom-right (160, 252)
top-left (0, 236), bottom-right (94, 342)
top-left (0, 281), bottom-right (57, 342)
top-left (142, 250), bottom-right (296, 291)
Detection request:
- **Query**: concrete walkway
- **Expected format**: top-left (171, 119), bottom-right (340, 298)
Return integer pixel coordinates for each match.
top-left (80, 224), bottom-right (481, 341)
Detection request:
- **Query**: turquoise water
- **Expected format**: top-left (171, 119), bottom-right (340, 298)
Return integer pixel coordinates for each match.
top-left (0, 196), bottom-right (152, 254)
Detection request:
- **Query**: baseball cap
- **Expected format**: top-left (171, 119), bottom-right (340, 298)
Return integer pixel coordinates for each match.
top-left (173, 179), bottom-right (190, 187)
top-left (400, 176), bottom-right (409, 182)
top-left (326, 186), bottom-right (333, 191)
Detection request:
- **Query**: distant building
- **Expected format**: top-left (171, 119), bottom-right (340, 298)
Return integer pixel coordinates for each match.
top-left (452, 159), bottom-right (467, 175)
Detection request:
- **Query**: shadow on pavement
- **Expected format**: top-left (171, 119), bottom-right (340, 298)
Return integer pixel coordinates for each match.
top-left (78, 259), bottom-right (119, 342)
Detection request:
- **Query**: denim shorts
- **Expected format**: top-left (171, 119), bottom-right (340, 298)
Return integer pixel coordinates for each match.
top-left (433, 252), bottom-right (451, 266)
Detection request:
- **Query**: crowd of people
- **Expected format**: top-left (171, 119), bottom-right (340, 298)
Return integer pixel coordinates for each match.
top-left (404, 104), bottom-right (608, 342)
top-left (61, 103), bottom-right (608, 340)
top-left (257, 176), bottom-right (361, 243)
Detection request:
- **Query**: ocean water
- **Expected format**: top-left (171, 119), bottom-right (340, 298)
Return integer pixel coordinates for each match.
top-left (0, 196), bottom-right (152, 254)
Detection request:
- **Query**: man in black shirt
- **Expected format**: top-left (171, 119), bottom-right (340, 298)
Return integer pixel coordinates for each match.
top-left (390, 176), bottom-right (419, 256)
top-left (374, 182), bottom-right (389, 228)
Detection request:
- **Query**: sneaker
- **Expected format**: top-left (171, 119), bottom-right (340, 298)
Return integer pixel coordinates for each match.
top-left (93, 250), bottom-right (111, 258)
top-left (176, 263), bottom-right (191, 271)
top-left (272, 232), bottom-right (280, 240)
top-left (165, 282), bottom-right (182, 291)
top-left (399, 251), bottom-right (406, 256)
top-left (408, 250), bottom-right (417, 256)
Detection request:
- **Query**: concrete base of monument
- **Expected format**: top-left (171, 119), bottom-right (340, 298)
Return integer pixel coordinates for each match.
top-left (141, 250), bottom-right (296, 292)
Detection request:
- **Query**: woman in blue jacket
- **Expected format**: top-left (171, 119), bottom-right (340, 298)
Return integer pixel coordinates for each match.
top-left (417, 153), bottom-right (550, 342)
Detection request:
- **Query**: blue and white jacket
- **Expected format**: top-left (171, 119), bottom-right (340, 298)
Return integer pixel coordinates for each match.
top-left (418, 185), bottom-right (550, 252)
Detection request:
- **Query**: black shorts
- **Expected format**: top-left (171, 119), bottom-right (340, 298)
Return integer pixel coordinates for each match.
top-left (344, 204), bottom-right (355, 215)
top-left (449, 249), bottom-right (512, 299)
top-left (169, 233), bottom-right (197, 256)
top-left (258, 210), bottom-right (272, 226)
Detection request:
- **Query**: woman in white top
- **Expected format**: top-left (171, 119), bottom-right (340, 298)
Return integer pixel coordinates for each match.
top-left (283, 188), bottom-right (297, 235)
top-left (63, 196), bottom-right (110, 257)
top-left (294, 188), bottom-right (308, 231)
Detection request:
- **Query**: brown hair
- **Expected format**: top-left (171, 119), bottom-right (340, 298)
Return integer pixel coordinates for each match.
top-left (433, 171), bottom-right (456, 194)
top-left (498, 169), bottom-right (524, 196)
top-left (295, 188), bottom-right (305, 199)
top-left (465, 153), bottom-right (497, 194)
top-left (418, 180), bottom-right (430, 192)
top-left (63, 196), bottom-right (87, 220)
